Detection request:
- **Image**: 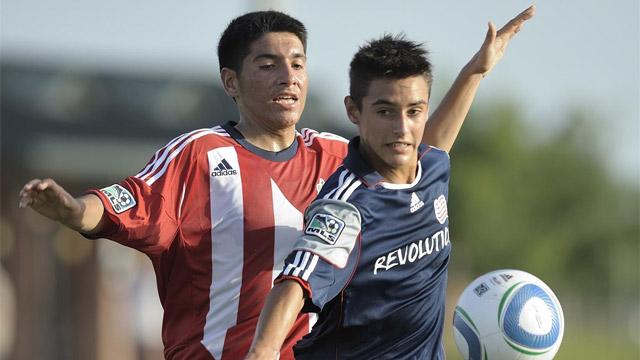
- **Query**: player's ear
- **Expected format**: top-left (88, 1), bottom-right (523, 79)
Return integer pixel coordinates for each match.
top-left (220, 67), bottom-right (240, 98)
top-left (344, 96), bottom-right (360, 125)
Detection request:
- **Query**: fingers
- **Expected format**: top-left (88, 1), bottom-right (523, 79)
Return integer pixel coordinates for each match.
top-left (18, 178), bottom-right (57, 208)
top-left (497, 5), bottom-right (536, 38)
top-left (484, 21), bottom-right (497, 46)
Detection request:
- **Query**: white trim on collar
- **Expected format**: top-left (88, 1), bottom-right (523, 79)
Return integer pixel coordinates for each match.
top-left (379, 161), bottom-right (423, 190)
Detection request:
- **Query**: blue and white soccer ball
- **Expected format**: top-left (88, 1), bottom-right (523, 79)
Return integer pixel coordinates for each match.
top-left (453, 269), bottom-right (564, 360)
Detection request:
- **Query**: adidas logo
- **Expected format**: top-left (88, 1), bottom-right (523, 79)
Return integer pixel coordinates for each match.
top-left (410, 192), bottom-right (425, 213)
top-left (211, 159), bottom-right (238, 176)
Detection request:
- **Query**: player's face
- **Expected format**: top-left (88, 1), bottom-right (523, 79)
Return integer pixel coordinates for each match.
top-left (230, 32), bottom-right (307, 132)
top-left (346, 76), bottom-right (429, 181)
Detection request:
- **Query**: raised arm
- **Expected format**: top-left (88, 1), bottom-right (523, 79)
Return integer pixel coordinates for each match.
top-left (19, 178), bottom-right (105, 234)
top-left (423, 5), bottom-right (536, 152)
top-left (246, 280), bottom-right (305, 360)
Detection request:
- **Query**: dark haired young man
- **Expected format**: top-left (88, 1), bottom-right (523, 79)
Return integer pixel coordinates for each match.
top-left (247, 34), bottom-right (454, 360)
top-left (19, 8), bottom-right (534, 360)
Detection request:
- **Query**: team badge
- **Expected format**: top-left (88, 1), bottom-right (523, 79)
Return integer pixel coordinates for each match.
top-left (434, 194), bottom-right (448, 224)
top-left (305, 213), bottom-right (345, 245)
top-left (100, 184), bottom-right (136, 213)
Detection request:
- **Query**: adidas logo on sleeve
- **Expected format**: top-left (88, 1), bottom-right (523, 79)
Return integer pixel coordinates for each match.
top-left (211, 159), bottom-right (238, 177)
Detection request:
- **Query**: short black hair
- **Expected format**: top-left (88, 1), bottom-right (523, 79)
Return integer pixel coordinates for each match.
top-left (217, 11), bottom-right (307, 73)
top-left (349, 34), bottom-right (433, 109)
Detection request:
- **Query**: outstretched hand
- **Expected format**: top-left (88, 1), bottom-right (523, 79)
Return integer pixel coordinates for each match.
top-left (468, 5), bottom-right (536, 76)
top-left (19, 178), bottom-right (85, 227)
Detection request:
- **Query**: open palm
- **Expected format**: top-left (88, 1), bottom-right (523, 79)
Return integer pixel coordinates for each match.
top-left (471, 5), bottom-right (536, 76)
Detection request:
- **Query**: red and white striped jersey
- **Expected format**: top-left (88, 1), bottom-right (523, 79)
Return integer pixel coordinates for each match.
top-left (88, 122), bottom-right (348, 360)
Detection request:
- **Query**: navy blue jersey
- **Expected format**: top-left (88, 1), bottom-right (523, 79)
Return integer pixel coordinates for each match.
top-left (276, 137), bottom-right (452, 360)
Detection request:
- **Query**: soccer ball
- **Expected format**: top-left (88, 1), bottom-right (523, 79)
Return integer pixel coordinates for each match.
top-left (453, 269), bottom-right (564, 360)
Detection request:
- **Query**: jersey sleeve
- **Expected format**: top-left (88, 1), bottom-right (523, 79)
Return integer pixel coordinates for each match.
top-left (275, 198), bottom-right (362, 312)
top-left (85, 130), bottom-right (201, 256)
top-left (299, 128), bottom-right (349, 159)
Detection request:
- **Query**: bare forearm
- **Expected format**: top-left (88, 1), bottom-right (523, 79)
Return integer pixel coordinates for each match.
top-left (73, 194), bottom-right (105, 234)
top-left (246, 280), bottom-right (305, 360)
top-left (424, 63), bottom-right (483, 152)
top-left (424, 6), bottom-right (535, 152)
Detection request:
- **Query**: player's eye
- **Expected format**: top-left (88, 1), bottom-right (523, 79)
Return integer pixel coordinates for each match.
top-left (377, 109), bottom-right (393, 116)
top-left (259, 64), bottom-right (276, 70)
top-left (292, 62), bottom-right (304, 70)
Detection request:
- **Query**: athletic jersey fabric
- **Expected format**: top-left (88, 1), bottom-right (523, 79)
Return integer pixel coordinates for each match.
top-left (86, 121), bottom-right (348, 359)
top-left (277, 137), bottom-right (451, 359)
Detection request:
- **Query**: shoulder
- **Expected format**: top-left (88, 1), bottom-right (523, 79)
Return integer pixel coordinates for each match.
top-left (178, 126), bottom-right (236, 149)
top-left (299, 197), bottom-right (362, 268)
top-left (420, 145), bottom-right (450, 166)
top-left (298, 128), bottom-right (349, 158)
top-left (317, 166), bottom-right (366, 203)
top-left (154, 126), bottom-right (235, 154)
top-left (134, 126), bottom-right (233, 185)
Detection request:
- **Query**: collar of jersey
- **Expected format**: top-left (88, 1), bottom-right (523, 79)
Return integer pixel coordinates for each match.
top-left (344, 137), bottom-right (427, 189)
top-left (222, 121), bottom-right (299, 162)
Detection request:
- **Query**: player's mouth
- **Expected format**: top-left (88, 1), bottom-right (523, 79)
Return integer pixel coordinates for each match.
top-left (272, 93), bottom-right (299, 107)
top-left (387, 141), bottom-right (412, 152)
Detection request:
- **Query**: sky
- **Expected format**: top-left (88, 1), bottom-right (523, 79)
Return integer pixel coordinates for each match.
top-left (1, 0), bottom-right (638, 181)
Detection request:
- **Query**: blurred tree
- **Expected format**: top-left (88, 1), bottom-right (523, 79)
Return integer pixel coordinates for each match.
top-left (447, 102), bottom-right (639, 330)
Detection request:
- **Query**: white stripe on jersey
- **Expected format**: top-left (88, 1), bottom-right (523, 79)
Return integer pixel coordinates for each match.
top-left (324, 170), bottom-right (352, 200)
top-left (136, 127), bottom-right (227, 185)
top-left (284, 250), bottom-right (318, 280)
top-left (271, 179), bottom-right (304, 286)
top-left (301, 254), bottom-right (319, 281)
top-left (294, 251), bottom-right (311, 277)
top-left (135, 131), bottom-right (193, 178)
top-left (283, 251), bottom-right (304, 276)
top-left (212, 125), bottom-right (231, 136)
top-left (299, 128), bottom-right (348, 147)
top-left (144, 130), bottom-right (219, 185)
top-left (322, 169), bottom-right (362, 201)
top-left (202, 146), bottom-right (244, 360)
top-left (341, 179), bottom-right (362, 201)
top-left (137, 128), bottom-right (216, 178)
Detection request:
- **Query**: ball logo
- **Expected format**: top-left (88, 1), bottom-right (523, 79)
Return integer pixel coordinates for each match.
top-left (434, 194), bottom-right (448, 224)
top-left (473, 283), bottom-right (490, 297)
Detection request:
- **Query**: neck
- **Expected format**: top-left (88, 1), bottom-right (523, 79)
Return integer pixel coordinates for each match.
top-left (378, 164), bottom-right (418, 184)
top-left (234, 117), bottom-right (296, 152)
top-left (359, 145), bottom-right (418, 184)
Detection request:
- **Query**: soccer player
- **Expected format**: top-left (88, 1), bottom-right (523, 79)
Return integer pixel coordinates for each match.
top-left (247, 35), bottom-right (454, 360)
top-left (18, 7), bottom-right (534, 360)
